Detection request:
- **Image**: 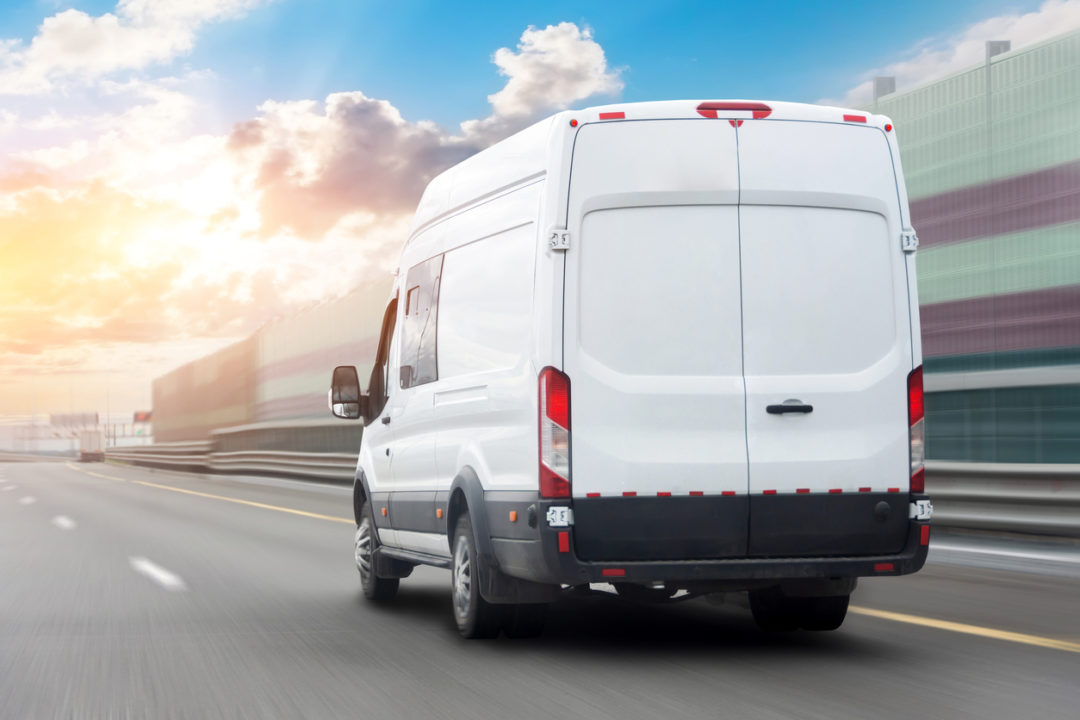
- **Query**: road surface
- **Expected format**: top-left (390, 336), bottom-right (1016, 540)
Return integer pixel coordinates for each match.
top-left (1, 459), bottom-right (1077, 719)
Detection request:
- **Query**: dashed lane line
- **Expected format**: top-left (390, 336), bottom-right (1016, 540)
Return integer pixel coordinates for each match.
top-left (129, 557), bottom-right (188, 592)
top-left (2, 485), bottom-right (15, 492)
top-left (52, 515), bottom-right (76, 530)
top-left (66, 464), bottom-right (352, 525)
top-left (18, 496), bottom-right (36, 505)
top-left (849, 606), bottom-right (1080, 654)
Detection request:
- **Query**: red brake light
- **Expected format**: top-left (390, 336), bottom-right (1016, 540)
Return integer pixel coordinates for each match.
top-left (908, 366), bottom-right (924, 423)
top-left (696, 101), bottom-right (772, 119)
top-left (843, 114), bottom-right (867, 123)
top-left (539, 367), bottom-right (571, 498)
top-left (908, 366), bottom-right (926, 494)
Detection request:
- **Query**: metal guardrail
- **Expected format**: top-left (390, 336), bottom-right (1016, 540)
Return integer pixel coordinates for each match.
top-left (207, 451), bottom-right (355, 482)
top-left (925, 460), bottom-right (1080, 539)
top-left (105, 444), bottom-right (1079, 537)
top-left (106, 442), bottom-right (214, 470)
top-left (106, 444), bottom-right (355, 484)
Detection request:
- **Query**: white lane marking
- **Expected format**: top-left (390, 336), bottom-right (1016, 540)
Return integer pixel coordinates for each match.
top-left (129, 557), bottom-right (188, 592)
top-left (931, 541), bottom-right (1080, 565)
top-left (18, 496), bottom-right (36, 505)
top-left (2, 485), bottom-right (15, 492)
top-left (52, 515), bottom-right (76, 530)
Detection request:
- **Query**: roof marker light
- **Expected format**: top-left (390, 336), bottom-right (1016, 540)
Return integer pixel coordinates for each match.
top-left (569, 118), bottom-right (578, 127)
top-left (598, 111), bottom-right (625, 120)
top-left (697, 101), bottom-right (772, 119)
top-left (843, 114), bottom-right (867, 123)
top-left (885, 123), bottom-right (893, 132)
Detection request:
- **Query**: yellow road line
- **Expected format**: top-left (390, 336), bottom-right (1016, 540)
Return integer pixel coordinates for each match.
top-left (850, 606), bottom-right (1080, 654)
top-left (66, 464), bottom-right (352, 525)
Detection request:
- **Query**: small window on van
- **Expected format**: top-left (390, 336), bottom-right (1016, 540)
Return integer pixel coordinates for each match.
top-left (399, 255), bottom-right (443, 388)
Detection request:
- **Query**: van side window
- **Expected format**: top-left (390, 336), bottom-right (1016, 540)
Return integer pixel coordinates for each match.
top-left (400, 255), bottom-right (443, 388)
top-left (367, 295), bottom-right (398, 421)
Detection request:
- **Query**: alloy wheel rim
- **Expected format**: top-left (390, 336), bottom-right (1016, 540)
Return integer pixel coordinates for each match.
top-left (355, 520), bottom-right (372, 580)
top-left (453, 537), bottom-right (471, 620)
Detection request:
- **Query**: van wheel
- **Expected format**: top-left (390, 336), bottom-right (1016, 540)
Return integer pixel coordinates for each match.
top-left (502, 603), bottom-right (547, 638)
top-left (451, 515), bottom-right (504, 638)
top-left (799, 594), bottom-right (849, 631)
top-left (749, 587), bottom-right (801, 632)
top-left (355, 505), bottom-right (399, 602)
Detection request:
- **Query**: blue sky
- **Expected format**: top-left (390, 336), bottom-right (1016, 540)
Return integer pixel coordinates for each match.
top-left (0, 0), bottom-right (1049, 130)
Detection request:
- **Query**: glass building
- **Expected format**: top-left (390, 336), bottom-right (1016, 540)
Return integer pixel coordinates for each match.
top-left (870, 30), bottom-right (1080, 462)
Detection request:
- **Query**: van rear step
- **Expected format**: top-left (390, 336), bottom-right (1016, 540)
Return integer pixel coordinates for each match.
top-left (749, 493), bottom-right (908, 557)
top-left (572, 494), bottom-right (908, 562)
top-left (574, 496), bottom-right (748, 561)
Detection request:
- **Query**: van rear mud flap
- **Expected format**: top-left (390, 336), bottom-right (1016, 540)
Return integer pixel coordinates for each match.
top-left (572, 496), bottom-right (749, 561)
top-left (748, 493), bottom-right (908, 557)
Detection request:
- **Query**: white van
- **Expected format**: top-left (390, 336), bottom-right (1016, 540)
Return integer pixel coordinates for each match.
top-left (330, 99), bottom-right (932, 638)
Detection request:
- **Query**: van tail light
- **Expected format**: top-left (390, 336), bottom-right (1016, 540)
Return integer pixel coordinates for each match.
top-left (908, 366), bottom-right (925, 494)
top-left (539, 367), bottom-right (571, 498)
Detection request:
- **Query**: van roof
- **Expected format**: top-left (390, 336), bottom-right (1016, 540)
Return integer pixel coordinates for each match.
top-left (407, 99), bottom-right (893, 240)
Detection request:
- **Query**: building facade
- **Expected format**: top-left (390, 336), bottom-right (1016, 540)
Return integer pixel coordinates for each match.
top-left (872, 30), bottom-right (1080, 462)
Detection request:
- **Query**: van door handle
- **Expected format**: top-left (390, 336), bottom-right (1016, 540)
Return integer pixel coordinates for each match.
top-left (381, 416), bottom-right (391, 425)
top-left (767, 402), bottom-right (813, 414)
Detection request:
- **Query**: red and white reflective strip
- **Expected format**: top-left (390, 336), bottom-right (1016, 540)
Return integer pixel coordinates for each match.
top-left (539, 368), bottom-right (571, 499)
top-left (908, 366), bottom-right (925, 494)
top-left (697, 101), bottom-right (772, 119)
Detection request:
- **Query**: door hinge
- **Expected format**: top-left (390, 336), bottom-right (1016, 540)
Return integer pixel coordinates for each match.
top-left (547, 227), bottom-right (570, 252)
top-left (901, 227), bottom-right (919, 253)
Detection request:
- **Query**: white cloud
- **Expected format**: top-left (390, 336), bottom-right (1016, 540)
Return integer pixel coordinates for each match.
top-left (232, 22), bottom-right (623, 237)
top-left (825, 0), bottom-right (1080, 107)
top-left (0, 0), bottom-right (266, 94)
top-left (463, 22), bottom-right (623, 140)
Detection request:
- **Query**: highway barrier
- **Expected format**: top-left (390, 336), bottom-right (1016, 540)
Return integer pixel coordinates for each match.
top-left (104, 444), bottom-right (1080, 538)
top-left (924, 460), bottom-right (1080, 539)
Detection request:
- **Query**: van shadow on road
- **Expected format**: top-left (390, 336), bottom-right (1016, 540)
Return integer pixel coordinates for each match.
top-left (355, 584), bottom-right (899, 662)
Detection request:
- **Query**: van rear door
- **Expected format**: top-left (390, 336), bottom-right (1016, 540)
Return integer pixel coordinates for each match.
top-left (737, 120), bottom-right (913, 556)
top-left (563, 120), bottom-right (748, 560)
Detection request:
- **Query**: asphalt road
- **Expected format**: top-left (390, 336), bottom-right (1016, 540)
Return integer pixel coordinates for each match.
top-left (2, 460), bottom-right (1078, 719)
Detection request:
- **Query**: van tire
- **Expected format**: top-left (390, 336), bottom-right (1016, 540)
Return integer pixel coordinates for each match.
top-left (799, 594), bottom-right (849, 631)
top-left (502, 603), bottom-right (547, 638)
top-left (356, 504), bottom-right (399, 603)
top-left (748, 587), bottom-right (801, 632)
top-left (452, 515), bottom-right (504, 639)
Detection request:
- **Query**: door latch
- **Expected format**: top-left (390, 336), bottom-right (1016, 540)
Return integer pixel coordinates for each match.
top-left (547, 227), bottom-right (570, 252)
top-left (901, 227), bottom-right (919, 253)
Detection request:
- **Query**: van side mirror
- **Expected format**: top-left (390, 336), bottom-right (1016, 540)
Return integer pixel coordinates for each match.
top-left (329, 365), bottom-right (367, 420)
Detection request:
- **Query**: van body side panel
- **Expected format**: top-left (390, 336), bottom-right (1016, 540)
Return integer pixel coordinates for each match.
top-left (432, 184), bottom-right (542, 502)
top-left (738, 121), bottom-right (912, 556)
top-left (564, 120), bottom-right (748, 559)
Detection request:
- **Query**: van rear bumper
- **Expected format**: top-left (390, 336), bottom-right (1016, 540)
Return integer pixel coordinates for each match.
top-left (489, 496), bottom-right (930, 587)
